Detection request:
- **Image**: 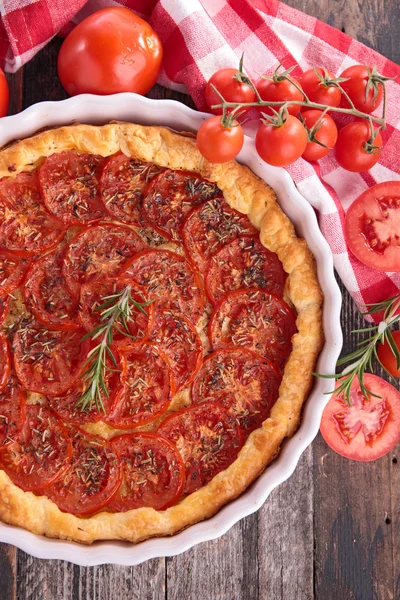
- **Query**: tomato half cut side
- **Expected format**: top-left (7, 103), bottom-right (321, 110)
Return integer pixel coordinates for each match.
top-left (62, 222), bottom-right (147, 298)
top-left (105, 343), bottom-right (175, 429)
top-left (0, 333), bottom-right (11, 392)
top-left (38, 151), bottom-right (106, 225)
top-left (0, 172), bottom-right (66, 257)
top-left (123, 249), bottom-right (205, 325)
top-left (149, 309), bottom-right (203, 391)
top-left (0, 404), bottom-right (72, 491)
top-left (142, 169), bottom-right (222, 242)
top-left (0, 375), bottom-right (26, 450)
top-left (0, 253), bottom-right (31, 296)
top-left (320, 374), bottom-right (400, 462)
top-left (109, 432), bottom-right (185, 512)
top-left (182, 197), bottom-right (257, 272)
top-left (45, 427), bottom-right (121, 515)
top-left (344, 182), bottom-right (400, 272)
top-left (100, 152), bottom-right (164, 224)
top-left (13, 320), bottom-right (90, 396)
top-left (205, 235), bottom-right (286, 303)
top-left (24, 243), bottom-right (80, 331)
top-left (158, 404), bottom-right (243, 495)
top-left (209, 289), bottom-right (297, 372)
top-left (192, 347), bottom-right (281, 440)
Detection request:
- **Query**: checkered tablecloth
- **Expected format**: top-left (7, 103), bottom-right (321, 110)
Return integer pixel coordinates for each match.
top-left (1, 0), bottom-right (400, 316)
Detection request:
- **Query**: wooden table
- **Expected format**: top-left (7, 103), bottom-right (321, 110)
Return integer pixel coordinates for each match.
top-left (1, 2), bottom-right (399, 598)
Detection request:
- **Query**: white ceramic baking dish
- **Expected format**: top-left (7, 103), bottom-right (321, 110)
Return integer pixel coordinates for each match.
top-left (0, 93), bottom-right (342, 566)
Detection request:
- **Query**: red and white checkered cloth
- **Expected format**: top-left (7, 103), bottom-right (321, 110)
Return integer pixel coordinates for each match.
top-left (1, 0), bottom-right (400, 316)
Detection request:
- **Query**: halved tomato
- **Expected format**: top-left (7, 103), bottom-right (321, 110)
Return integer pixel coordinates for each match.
top-left (108, 432), bottom-right (185, 512)
top-left (320, 374), bottom-right (400, 461)
top-left (344, 182), bottom-right (400, 272)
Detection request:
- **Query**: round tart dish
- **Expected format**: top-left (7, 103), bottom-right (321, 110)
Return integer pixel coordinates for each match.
top-left (0, 122), bottom-right (323, 545)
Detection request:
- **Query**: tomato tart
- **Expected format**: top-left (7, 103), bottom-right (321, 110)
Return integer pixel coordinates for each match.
top-left (0, 123), bottom-right (323, 544)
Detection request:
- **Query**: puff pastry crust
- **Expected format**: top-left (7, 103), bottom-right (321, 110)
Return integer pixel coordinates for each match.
top-left (0, 123), bottom-right (323, 544)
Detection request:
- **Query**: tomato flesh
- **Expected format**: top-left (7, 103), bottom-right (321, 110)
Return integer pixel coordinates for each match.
top-left (0, 254), bottom-right (31, 296)
top-left (320, 374), bottom-right (400, 461)
top-left (0, 333), bottom-right (11, 392)
top-left (109, 433), bottom-right (185, 512)
top-left (0, 375), bottom-right (26, 450)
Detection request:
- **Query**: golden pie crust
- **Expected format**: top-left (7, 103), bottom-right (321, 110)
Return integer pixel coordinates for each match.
top-left (0, 123), bottom-right (323, 544)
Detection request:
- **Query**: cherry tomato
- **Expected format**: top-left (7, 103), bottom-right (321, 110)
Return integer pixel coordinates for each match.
top-left (339, 65), bottom-right (383, 114)
top-left (335, 122), bottom-right (382, 172)
top-left (300, 68), bottom-right (342, 107)
top-left (256, 77), bottom-right (303, 116)
top-left (197, 116), bottom-right (244, 164)
top-left (205, 68), bottom-right (256, 115)
top-left (57, 7), bottom-right (163, 96)
top-left (378, 331), bottom-right (400, 377)
top-left (301, 109), bottom-right (338, 162)
top-left (320, 375), bottom-right (400, 461)
top-left (344, 181), bottom-right (400, 271)
top-left (0, 69), bottom-right (9, 117)
top-left (255, 116), bottom-right (308, 167)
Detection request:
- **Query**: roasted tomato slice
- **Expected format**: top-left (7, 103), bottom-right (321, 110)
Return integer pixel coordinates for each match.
top-left (105, 343), bottom-right (175, 429)
top-left (38, 151), bottom-right (106, 225)
top-left (100, 152), bottom-right (163, 224)
top-left (0, 404), bottom-right (72, 491)
top-left (63, 223), bottom-right (147, 298)
top-left (182, 197), bottom-right (257, 272)
top-left (0, 296), bottom-right (9, 325)
top-left (321, 375), bottom-right (400, 462)
top-left (344, 181), bottom-right (400, 272)
top-left (108, 432), bottom-right (185, 512)
top-left (149, 309), bottom-right (203, 391)
top-left (142, 169), bottom-right (221, 242)
top-left (123, 249), bottom-right (205, 325)
top-left (0, 172), bottom-right (66, 257)
top-left (13, 320), bottom-right (90, 396)
top-left (158, 404), bottom-right (242, 495)
top-left (0, 253), bottom-right (31, 296)
top-left (0, 375), bottom-right (26, 450)
top-left (45, 428), bottom-right (121, 515)
top-left (0, 333), bottom-right (11, 392)
top-left (24, 243), bottom-right (80, 331)
top-left (79, 279), bottom-right (154, 344)
top-left (205, 236), bottom-right (286, 303)
top-left (209, 289), bottom-right (297, 372)
top-left (192, 348), bottom-right (281, 439)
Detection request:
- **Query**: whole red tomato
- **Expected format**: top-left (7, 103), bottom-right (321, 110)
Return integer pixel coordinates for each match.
top-left (255, 115), bottom-right (308, 167)
top-left (0, 69), bottom-right (9, 117)
top-left (197, 116), bottom-right (244, 163)
top-left (57, 7), bottom-right (163, 96)
top-left (205, 68), bottom-right (256, 115)
top-left (257, 77), bottom-right (303, 116)
top-left (339, 65), bottom-right (383, 114)
top-left (335, 121), bottom-right (382, 172)
top-left (378, 331), bottom-right (400, 376)
top-left (300, 67), bottom-right (342, 107)
top-left (301, 109), bottom-right (338, 161)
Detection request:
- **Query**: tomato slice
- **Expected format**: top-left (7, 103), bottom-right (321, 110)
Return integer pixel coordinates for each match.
top-left (0, 375), bottom-right (26, 450)
top-left (108, 432), bottom-right (185, 512)
top-left (123, 249), bottom-right (205, 325)
top-left (0, 404), bottom-right (72, 491)
top-left (149, 309), bottom-right (203, 391)
top-left (205, 235), bottom-right (286, 303)
top-left (45, 427), bottom-right (121, 515)
top-left (320, 374), bottom-right (400, 462)
top-left (62, 223), bottom-right (147, 298)
top-left (38, 151), bottom-right (106, 225)
top-left (344, 181), bottom-right (400, 272)
top-left (100, 152), bottom-right (163, 224)
top-left (182, 197), bottom-right (257, 272)
top-left (192, 347), bottom-right (280, 439)
top-left (24, 243), bottom-right (80, 331)
top-left (0, 253), bottom-right (31, 296)
top-left (142, 169), bottom-right (221, 242)
top-left (105, 343), bottom-right (175, 429)
top-left (0, 296), bottom-right (9, 325)
top-left (13, 320), bottom-right (90, 396)
top-left (0, 172), bottom-right (66, 256)
top-left (209, 289), bottom-right (297, 372)
top-left (0, 333), bottom-right (11, 392)
top-left (158, 404), bottom-right (242, 495)
top-left (79, 279), bottom-right (154, 343)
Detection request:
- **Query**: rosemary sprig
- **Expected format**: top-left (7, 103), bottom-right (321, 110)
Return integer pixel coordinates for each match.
top-left (315, 294), bottom-right (400, 405)
top-left (77, 285), bottom-right (152, 413)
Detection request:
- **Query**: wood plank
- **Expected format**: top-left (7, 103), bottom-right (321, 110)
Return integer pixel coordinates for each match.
top-left (0, 544), bottom-right (16, 600)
